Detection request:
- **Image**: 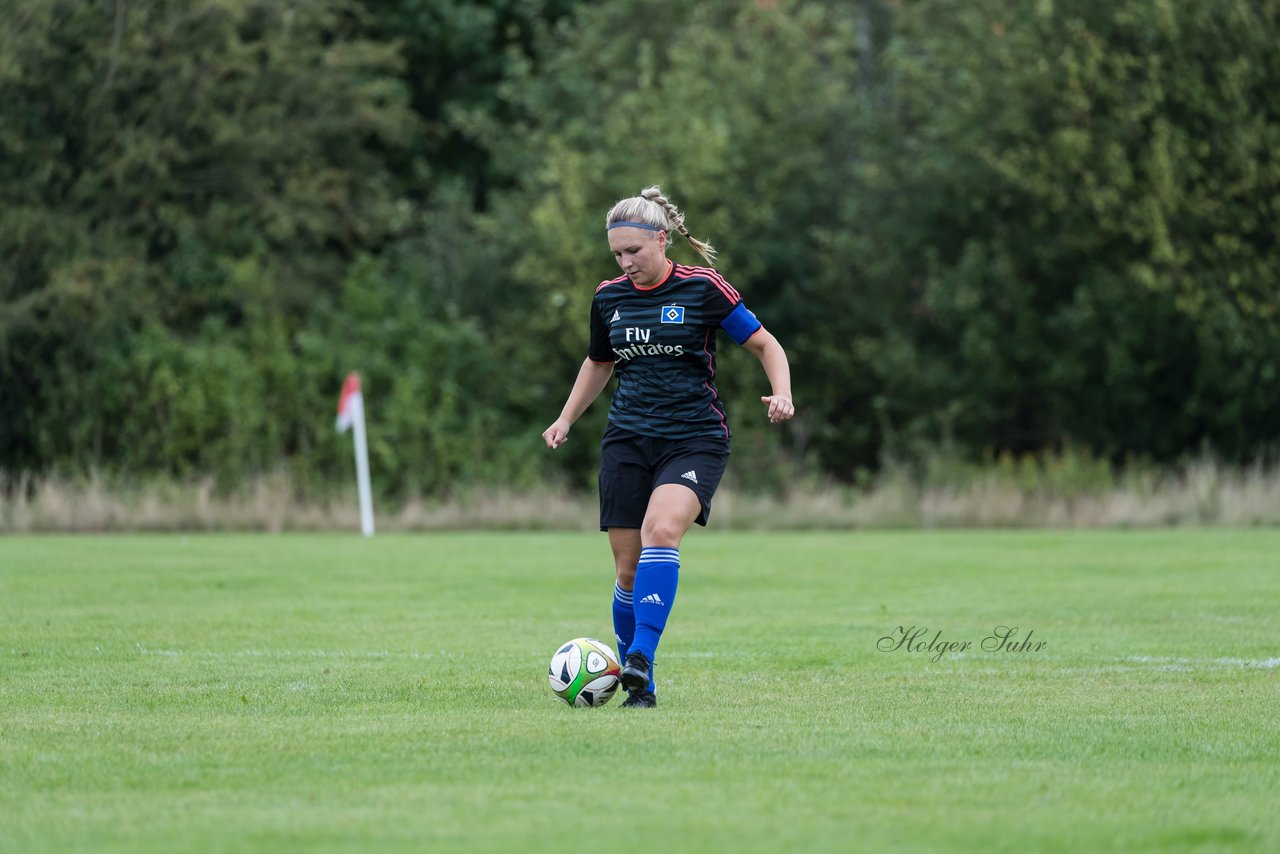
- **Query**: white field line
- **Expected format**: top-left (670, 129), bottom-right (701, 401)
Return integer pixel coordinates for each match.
top-left (134, 644), bottom-right (439, 660)
top-left (1120, 655), bottom-right (1280, 671)
top-left (945, 655), bottom-right (1279, 673)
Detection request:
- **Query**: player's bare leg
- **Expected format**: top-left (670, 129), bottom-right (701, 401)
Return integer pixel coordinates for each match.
top-left (608, 527), bottom-right (642, 590)
top-left (640, 483), bottom-right (701, 549)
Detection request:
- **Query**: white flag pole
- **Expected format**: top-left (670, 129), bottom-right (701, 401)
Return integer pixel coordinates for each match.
top-left (336, 372), bottom-right (375, 537)
top-left (350, 392), bottom-right (375, 537)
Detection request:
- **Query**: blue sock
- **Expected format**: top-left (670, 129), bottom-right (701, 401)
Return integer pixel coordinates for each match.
top-left (612, 582), bottom-right (634, 665)
top-left (613, 580), bottom-right (655, 693)
top-left (629, 547), bottom-right (679, 668)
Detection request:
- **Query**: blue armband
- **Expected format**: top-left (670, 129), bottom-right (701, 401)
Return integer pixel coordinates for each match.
top-left (721, 302), bottom-right (762, 345)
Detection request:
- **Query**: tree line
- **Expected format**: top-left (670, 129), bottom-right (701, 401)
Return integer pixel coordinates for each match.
top-left (3, 0), bottom-right (1277, 498)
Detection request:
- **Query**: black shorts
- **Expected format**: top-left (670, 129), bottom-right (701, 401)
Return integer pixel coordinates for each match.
top-left (598, 424), bottom-right (730, 530)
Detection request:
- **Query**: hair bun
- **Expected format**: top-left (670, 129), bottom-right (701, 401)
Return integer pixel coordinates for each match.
top-left (606, 185), bottom-right (717, 266)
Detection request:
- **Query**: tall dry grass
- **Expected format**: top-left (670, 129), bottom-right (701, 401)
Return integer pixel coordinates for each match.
top-left (0, 471), bottom-right (595, 533)
top-left (3, 456), bottom-right (1279, 532)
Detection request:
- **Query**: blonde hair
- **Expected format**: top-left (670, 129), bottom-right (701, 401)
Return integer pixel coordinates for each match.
top-left (605, 185), bottom-right (718, 266)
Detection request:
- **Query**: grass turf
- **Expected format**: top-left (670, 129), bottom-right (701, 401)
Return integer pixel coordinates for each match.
top-left (2, 530), bottom-right (1278, 852)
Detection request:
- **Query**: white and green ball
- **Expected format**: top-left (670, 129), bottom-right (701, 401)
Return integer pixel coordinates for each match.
top-left (548, 637), bottom-right (622, 707)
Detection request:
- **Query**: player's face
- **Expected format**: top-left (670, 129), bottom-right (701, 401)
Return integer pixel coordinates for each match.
top-left (608, 227), bottom-right (669, 287)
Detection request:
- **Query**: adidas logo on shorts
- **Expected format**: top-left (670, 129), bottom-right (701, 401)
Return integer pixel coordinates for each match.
top-left (681, 470), bottom-right (698, 484)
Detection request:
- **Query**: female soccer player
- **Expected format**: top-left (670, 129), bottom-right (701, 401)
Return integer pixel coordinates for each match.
top-left (542, 186), bottom-right (794, 708)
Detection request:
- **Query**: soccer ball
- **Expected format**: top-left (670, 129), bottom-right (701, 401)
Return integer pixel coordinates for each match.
top-left (548, 637), bottom-right (621, 707)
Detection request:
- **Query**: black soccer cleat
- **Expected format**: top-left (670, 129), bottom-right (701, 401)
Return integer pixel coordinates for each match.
top-left (621, 690), bottom-right (657, 708)
top-left (620, 651), bottom-right (652, 694)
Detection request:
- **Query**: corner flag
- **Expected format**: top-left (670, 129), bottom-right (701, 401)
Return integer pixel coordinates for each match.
top-left (336, 372), bottom-right (374, 537)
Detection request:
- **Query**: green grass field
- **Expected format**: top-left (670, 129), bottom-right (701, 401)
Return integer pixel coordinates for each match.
top-left (3, 530), bottom-right (1278, 852)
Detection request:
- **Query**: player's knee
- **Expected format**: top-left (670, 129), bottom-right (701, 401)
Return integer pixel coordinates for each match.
top-left (641, 517), bottom-right (683, 547)
top-left (615, 562), bottom-right (637, 587)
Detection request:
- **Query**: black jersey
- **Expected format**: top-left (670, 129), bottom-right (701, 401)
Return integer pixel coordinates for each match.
top-left (587, 261), bottom-right (762, 440)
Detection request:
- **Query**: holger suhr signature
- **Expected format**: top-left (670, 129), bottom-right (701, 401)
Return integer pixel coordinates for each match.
top-left (877, 625), bottom-right (1047, 662)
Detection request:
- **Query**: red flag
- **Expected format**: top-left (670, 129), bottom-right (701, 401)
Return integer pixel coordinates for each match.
top-left (336, 372), bottom-right (362, 433)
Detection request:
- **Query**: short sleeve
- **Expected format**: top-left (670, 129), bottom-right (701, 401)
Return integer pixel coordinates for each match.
top-left (702, 275), bottom-right (740, 326)
top-left (588, 296), bottom-right (615, 362)
top-left (701, 273), bottom-right (762, 344)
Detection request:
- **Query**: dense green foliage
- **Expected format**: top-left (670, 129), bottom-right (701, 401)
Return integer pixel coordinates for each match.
top-left (839, 0), bottom-right (1280, 465)
top-left (3, 0), bottom-right (1277, 496)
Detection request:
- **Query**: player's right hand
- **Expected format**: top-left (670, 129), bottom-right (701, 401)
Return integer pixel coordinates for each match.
top-left (542, 419), bottom-right (571, 449)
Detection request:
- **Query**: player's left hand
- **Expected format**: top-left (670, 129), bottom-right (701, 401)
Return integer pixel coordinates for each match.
top-left (543, 418), bottom-right (572, 449)
top-left (761, 395), bottom-right (795, 424)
